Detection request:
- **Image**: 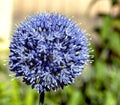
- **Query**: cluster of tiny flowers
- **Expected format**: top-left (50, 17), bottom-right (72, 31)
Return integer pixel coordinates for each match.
top-left (9, 13), bottom-right (89, 93)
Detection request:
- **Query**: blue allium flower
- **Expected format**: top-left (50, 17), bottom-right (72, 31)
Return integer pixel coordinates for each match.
top-left (9, 13), bottom-right (89, 93)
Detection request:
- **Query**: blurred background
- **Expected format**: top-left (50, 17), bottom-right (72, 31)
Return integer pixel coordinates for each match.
top-left (0, 0), bottom-right (120, 105)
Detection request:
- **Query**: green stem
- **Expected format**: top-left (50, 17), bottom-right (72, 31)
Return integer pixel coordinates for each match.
top-left (39, 92), bottom-right (45, 105)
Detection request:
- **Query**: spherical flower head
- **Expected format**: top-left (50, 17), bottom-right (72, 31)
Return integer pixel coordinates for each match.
top-left (9, 13), bottom-right (89, 93)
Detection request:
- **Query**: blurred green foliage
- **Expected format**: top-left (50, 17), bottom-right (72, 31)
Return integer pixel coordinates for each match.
top-left (0, 1), bottom-right (120, 105)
